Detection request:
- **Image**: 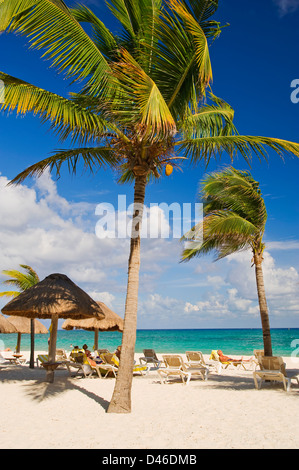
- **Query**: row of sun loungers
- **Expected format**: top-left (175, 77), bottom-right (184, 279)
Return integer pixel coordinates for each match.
top-left (4, 347), bottom-right (299, 391)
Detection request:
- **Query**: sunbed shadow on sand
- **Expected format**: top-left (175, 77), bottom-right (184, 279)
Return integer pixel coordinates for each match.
top-left (152, 370), bottom-right (299, 393)
top-left (0, 365), bottom-right (110, 410)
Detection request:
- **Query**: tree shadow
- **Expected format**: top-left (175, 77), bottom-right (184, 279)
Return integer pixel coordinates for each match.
top-left (0, 365), bottom-right (110, 410)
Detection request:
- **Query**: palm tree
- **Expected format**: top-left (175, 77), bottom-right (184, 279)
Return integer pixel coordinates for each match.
top-left (0, 264), bottom-right (40, 366)
top-left (181, 167), bottom-right (272, 355)
top-left (1, 0), bottom-right (299, 410)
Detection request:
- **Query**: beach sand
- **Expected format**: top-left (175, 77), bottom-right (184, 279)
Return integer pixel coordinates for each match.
top-left (0, 350), bottom-right (298, 449)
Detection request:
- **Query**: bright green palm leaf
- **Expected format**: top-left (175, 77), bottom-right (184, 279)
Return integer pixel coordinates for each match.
top-left (0, 264), bottom-right (40, 296)
top-left (180, 93), bottom-right (236, 139)
top-left (0, 71), bottom-right (114, 144)
top-left (177, 134), bottom-right (299, 167)
top-left (70, 4), bottom-right (118, 57)
top-left (182, 167), bottom-right (268, 262)
top-left (0, 0), bottom-right (112, 96)
top-left (8, 147), bottom-right (119, 185)
top-left (168, 0), bottom-right (213, 93)
top-left (110, 48), bottom-right (176, 140)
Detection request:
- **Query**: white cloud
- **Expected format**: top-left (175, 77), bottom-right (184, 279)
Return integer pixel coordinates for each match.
top-left (184, 289), bottom-right (258, 320)
top-left (1, 171), bottom-right (298, 328)
top-left (273, 0), bottom-right (299, 15)
top-left (0, 173), bottom-right (128, 288)
top-left (87, 291), bottom-right (116, 309)
top-left (266, 240), bottom-right (299, 250)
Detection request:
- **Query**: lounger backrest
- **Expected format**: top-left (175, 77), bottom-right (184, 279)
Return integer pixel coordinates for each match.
top-left (260, 356), bottom-right (286, 375)
top-left (101, 353), bottom-right (118, 366)
top-left (186, 351), bottom-right (204, 363)
top-left (56, 349), bottom-right (67, 360)
top-left (143, 349), bottom-right (157, 360)
top-left (210, 350), bottom-right (220, 361)
top-left (70, 350), bottom-right (87, 364)
top-left (96, 349), bottom-right (110, 355)
top-left (162, 355), bottom-right (185, 370)
top-left (254, 350), bottom-right (264, 360)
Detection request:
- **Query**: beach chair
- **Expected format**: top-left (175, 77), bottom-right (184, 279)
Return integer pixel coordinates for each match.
top-left (67, 349), bottom-right (94, 378)
top-left (139, 349), bottom-right (161, 370)
top-left (36, 354), bottom-right (49, 368)
top-left (55, 349), bottom-right (70, 368)
top-left (253, 349), bottom-right (264, 369)
top-left (101, 353), bottom-right (148, 376)
top-left (210, 350), bottom-right (251, 371)
top-left (0, 352), bottom-right (12, 368)
top-left (85, 356), bottom-right (116, 378)
top-left (4, 353), bottom-right (26, 365)
top-left (55, 349), bottom-right (68, 361)
top-left (95, 349), bottom-right (111, 356)
top-left (99, 353), bottom-right (119, 378)
top-left (253, 356), bottom-right (299, 392)
top-left (158, 354), bottom-right (208, 385)
top-left (185, 351), bottom-right (213, 375)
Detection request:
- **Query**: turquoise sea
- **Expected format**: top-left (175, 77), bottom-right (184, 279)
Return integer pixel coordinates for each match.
top-left (0, 328), bottom-right (298, 357)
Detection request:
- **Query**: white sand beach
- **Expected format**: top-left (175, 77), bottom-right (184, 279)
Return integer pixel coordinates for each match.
top-left (0, 351), bottom-right (298, 449)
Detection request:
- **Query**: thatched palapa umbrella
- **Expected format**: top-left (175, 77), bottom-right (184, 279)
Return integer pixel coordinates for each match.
top-left (0, 313), bottom-right (17, 334)
top-left (1, 273), bottom-right (105, 382)
top-left (62, 301), bottom-right (124, 350)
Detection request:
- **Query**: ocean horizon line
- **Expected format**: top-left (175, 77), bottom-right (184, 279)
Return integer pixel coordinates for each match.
top-left (55, 327), bottom-right (299, 331)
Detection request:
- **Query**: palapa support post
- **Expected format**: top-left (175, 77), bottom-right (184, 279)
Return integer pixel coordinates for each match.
top-left (94, 328), bottom-right (99, 351)
top-left (29, 318), bottom-right (35, 369)
top-left (46, 315), bottom-right (58, 383)
top-left (16, 333), bottom-right (21, 353)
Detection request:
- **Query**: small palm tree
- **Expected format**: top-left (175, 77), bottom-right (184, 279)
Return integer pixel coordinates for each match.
top-left (0, 265), bottom-right (40, 365)
top-left (182, 167), bottom-right (272, 355)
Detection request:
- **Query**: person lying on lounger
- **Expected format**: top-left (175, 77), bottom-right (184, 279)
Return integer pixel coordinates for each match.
top-left (217, 350), bottom-right (252, 363)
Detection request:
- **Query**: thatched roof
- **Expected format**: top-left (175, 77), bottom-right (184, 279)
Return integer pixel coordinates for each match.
top-left (0, 313), bottom-right (17, 334)
top-left (7, 316), bottom-right (48, 334)
top-left (62, 301), bottom-right (123, 332)
top-left (1, 273), bottom-right (105, 320)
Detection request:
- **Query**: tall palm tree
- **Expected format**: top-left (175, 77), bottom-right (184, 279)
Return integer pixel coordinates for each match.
top-left (1, 0), bottom-right (299, 410)
top-left (181, 167), bottom-right (272, 355)
top-left (0, 264), bottom-right (40, 366)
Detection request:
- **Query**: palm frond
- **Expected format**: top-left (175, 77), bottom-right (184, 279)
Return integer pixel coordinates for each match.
top-left (201, 167), bottom-right (267, 227)
top-left (106, 0), bottom-right (138, 39)
top-left (70, 4), bottom-right (118, 58)
top-left (1, 264), bottom-right (40, 294)
top-left (180, 93), bottom-right (236, 139)
top-left (0, 0), bottom-right (112, 96)
top-left (0, 290), bottom-right (21, 298)
top-left (177, 134), bottom-right (299, 167)
top-left (185, 0), bottom-right (219, 22)
top-left (147, 4), bottom-right (210, 118)
top-left (110, 48), bottom-right (176, 140)
top-left (0, 71), bottom-right (113, 144)
top-left (9, 146), bottom-right (119, 185)
top-left (181, 166), bottom-right (269, 263)
top-left (167, 0), bottom-right (213, 94)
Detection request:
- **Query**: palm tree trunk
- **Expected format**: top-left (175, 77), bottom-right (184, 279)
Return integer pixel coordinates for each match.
top-left (107, 173), bottom-right (147, 413)
top-left (254, 253), bottom-right (272, 356)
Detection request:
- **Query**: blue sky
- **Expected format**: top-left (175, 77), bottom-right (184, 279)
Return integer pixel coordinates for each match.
top-left (0, 0), bottom-right (299, 329)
